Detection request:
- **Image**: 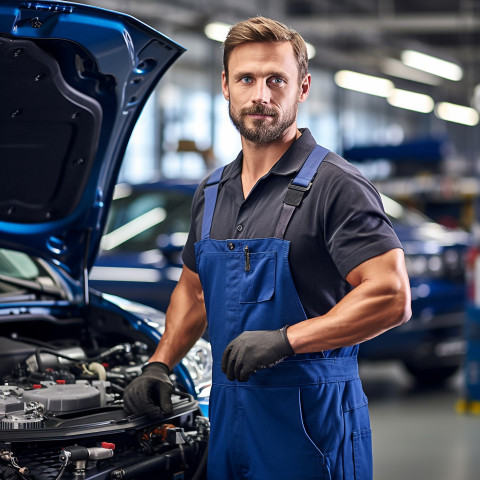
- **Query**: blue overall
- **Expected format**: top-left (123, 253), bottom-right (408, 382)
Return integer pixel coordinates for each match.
top-left (195, 146), bottom-right (373, 480)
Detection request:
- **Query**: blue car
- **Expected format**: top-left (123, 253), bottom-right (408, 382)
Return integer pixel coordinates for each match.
top-left (92, 183), bottom-right (470, 386)
top-left (90, 180), bottom-right (198, 314)
top-left (0, 2), bottom-right (209, 479)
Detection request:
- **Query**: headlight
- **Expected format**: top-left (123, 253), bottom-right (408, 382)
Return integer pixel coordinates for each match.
top-left (182, 338), bottom-right (212, 399)
top-left (405, 254), bottom-right (439, 277)
top-left (404, 248), bottom-right (465, 280)
top-left (405, 255), bottom-right (427, 276)
top-left (405, 254), bottom-right (444, 277)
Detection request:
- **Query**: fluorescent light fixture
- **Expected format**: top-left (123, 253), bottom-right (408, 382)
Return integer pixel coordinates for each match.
top-left (334, 70), bottom-right (394, 97)
top-left (204, 21), bottom-right (316, 59)
top-left (435, 102), bottom-right (479, 126)
top-left (401, 50), bottom-right (463, 81)
top-left (380, 58), bottom-right (441, 86)
top-left (204, 21), bottom-right (231, 42)
top-left (89, 267), bottom-right (161, 283)
top-left (387, 88), bottom-right (434, 113)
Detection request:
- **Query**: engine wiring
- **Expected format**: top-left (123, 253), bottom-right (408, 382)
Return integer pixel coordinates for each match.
top-left (0, 337), bottom-right (210, 480)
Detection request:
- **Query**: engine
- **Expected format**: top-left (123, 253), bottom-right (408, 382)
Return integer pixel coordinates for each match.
top-left (0, 336), bottom-right (209, 480)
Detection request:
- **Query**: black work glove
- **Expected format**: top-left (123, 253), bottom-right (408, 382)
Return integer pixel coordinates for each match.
top-left (123, 361), bottom-right (174, 417)
top-left (222, 326), bottom-right (294, 382)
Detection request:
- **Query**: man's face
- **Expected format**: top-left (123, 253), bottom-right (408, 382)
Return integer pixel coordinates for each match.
top-left (222, 41), bottom-right (310, 145)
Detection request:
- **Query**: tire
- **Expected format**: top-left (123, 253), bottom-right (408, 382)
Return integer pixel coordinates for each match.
top-left (403, 362), bottom-right (459, 386)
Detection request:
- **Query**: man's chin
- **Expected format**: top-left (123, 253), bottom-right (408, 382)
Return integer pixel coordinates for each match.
top-left (242, 131), bottom-right (282, 145)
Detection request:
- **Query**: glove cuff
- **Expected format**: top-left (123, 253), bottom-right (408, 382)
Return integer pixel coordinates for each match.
top-left (280, 325), bottom-right (295, 356)
top-left (142, 361), bottom-right (171, 375)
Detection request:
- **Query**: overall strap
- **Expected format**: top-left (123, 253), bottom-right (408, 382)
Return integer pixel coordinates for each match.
top-left (201, 166), bottom-right (225, 240)
top-left (274, 145), bottom-right (330, 239)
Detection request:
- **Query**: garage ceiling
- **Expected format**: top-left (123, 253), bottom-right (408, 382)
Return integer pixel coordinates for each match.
top-left (80, 0), bottom-right (480, 109)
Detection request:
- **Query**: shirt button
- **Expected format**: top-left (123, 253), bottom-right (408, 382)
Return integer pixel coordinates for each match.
top-left (236, 224), bottom-right (243, 232)
top-left (227, 242), bottom-right (235, 250)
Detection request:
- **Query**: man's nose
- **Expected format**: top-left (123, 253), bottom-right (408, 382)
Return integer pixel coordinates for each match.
top-left (251, 81), bottom-right (270, 104)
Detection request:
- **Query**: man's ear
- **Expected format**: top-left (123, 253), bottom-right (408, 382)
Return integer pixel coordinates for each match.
top-left (298, 73), bottom-right (311, 103)
top-left (222, 71), bottom-right (230, 100)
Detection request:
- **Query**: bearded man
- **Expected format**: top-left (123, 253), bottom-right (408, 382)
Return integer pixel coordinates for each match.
top-left (124, 16), bottom-right (411, 480)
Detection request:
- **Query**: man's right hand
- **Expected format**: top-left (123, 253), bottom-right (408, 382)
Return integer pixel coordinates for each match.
top-left (123, 361), bottom-right (174, 417)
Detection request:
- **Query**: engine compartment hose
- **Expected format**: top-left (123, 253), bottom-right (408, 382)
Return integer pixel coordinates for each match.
top-left (87, 362), bottom-right (107, 380)
top-left (191, 442), bottom-right (208, 480)
top-left (110, 444), bottom-right (196, 480)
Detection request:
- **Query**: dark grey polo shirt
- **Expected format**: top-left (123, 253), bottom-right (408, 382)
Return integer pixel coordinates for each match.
top-left (182, 128), bottom-right (402, 319)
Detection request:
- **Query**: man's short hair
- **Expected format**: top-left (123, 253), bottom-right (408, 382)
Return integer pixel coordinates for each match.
top-left (223, 16), bottom-right (308, 83)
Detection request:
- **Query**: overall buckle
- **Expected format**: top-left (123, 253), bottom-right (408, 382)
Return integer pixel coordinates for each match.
top-left (283, 180), bottom-right (312, 207)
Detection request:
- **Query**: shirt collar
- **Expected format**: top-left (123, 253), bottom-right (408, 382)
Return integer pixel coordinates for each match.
top-left (271, 128), bottom-right (316, 176)
top-left (222, 128), bottom-right (317, 184)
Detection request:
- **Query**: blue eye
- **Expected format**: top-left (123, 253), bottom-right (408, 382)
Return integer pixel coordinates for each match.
top-left (241, 76), bottom-right (253, 84)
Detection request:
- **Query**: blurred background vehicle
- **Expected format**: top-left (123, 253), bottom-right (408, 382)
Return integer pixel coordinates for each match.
top-left (90, 180), bottom-right (197, 314)
top-left (90, 182), bottom-right (470, 385)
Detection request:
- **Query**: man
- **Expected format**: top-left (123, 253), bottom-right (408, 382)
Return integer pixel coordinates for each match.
top-left (124, 16), bottom-right (411, 480)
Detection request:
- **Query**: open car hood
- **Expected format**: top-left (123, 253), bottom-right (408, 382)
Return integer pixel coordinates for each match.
top-left (0, 1), bottom-right (185, 280)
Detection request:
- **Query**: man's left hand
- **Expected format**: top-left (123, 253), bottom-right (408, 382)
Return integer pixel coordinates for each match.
top-left (221, 326), bottom-right (294, 382)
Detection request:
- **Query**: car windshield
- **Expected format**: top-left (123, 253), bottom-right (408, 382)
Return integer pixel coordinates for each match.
top-left (0, 249), bottom-right (43, 280)
top-left (100, 185), bottom-right (192, 253)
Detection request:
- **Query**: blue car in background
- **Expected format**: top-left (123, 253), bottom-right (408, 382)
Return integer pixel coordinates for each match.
top-left (91, 181), bottom-right (197, 314)
top-left (91, 182), bottom-right (470, 386)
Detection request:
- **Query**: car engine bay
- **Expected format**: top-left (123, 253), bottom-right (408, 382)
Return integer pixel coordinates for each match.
top-left (0, 311), bottom-right (209, 480)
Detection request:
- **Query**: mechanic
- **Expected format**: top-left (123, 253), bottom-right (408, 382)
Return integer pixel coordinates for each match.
top-left (124, 16), bottom-right (411, 479)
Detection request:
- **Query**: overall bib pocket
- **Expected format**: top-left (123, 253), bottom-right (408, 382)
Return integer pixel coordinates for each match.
top-left (239, 252), bottom-right (276, 303)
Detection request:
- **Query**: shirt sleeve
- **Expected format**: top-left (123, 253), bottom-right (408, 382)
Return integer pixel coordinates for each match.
top-left (322, 166), bottom-right (403, 279)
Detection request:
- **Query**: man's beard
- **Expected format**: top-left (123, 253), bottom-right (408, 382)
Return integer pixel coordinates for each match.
top-left (228, 103), bottom-right (297, 145)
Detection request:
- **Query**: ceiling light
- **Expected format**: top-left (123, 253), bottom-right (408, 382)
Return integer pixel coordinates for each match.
top-left (400, 50), bottom-right (463, 81)
top-left (435, 102), bottom-right (479, 126)
top-left (334, 70), bottom-right (394, 97)
top-left (380, 58), bottom-right (441, 86)
top-left (387, 88), bottom-right (434, 113)
top-left (204, 22), bottom-right (231, 42)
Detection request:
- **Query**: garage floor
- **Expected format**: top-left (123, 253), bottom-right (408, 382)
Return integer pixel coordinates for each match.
top-left (361, 362), bottom-right (480, 480)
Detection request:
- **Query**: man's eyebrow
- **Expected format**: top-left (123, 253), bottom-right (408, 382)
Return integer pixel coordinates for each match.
top-left (233, 71), bottom-right (252, 80)
top-left (233, 70), bottom-right (290, 80)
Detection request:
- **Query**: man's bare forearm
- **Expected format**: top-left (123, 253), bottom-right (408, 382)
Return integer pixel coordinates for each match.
top-left (287, 248), bottom-right (411, 353)
top-left (149, 265), bottom-right (207, 369)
